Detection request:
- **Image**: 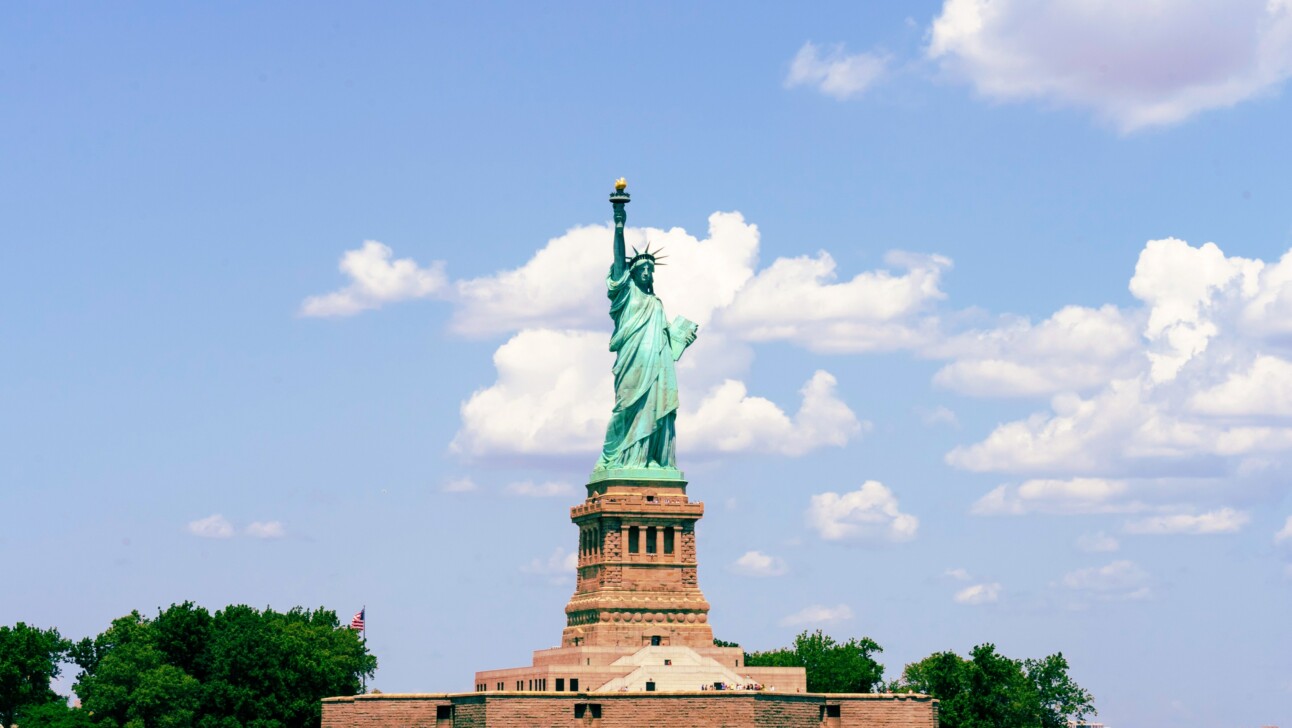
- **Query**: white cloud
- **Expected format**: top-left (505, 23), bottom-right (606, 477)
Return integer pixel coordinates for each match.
top-left (944, 568), bottom-right (971, 581)
top-left (919, 405), bottom-right (960, 428)
top-left (807, 481), bottom-right (919, 542)
top-left (928, 0), bottom-right (1292, 132)
top-left (954, 582), bottom-right (1001, 605)
top-left (719, 251), bottom-right (950, 353)
top-left (1076, 532), bottom-right (1121, 553)
top-left (947, 238), bottom-right (1292, 488)
top-left (1276, 515), bottom-right (1292, 543)
top-left (785, 42), bottom-right (890, 99)
top-left (521, 547), bottom-right (579, 585)
top-left (300, 241), bottom-right (447, 316)
top-left (245, 521), bottom-right (285, 539)
top-left (187, 514), bottom-right (234, 539)
top-left (505, 480), bottom-right (578, 498)
top-left (970, 479), bottom-right (1146, 516)
top-left (684, 371), bottom-right (865, 457)
top-left (932, 305), bottom-right (1142, 397)
top-left (731, 550), bottom-right (788, 577)
top-left (453, 213), bottom-right (760, 336)
top-left (442, 477), bottom-right (478, 493)
top-left (452, 329), bottom-right (612, 458)
top-left (453, 329), bottom-right (863, 462)
top-left (779, 604), bottom-right (853, 627)
top-left (1123, 508), bottom-right (1250, 535)
top-left (1190, 355), bottom-right (1292, 417)
top-left (1061, 560), bottom-right (1151, 601)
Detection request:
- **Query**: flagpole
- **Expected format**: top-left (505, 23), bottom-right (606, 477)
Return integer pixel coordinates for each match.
top-left (362, 605), bottom-right (367, 693)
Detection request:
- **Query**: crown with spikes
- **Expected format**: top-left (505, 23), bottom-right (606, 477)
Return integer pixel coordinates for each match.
top-left (628, 242), bottom-right (667, 271)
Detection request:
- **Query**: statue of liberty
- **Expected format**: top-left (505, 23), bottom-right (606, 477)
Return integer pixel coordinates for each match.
top-left (594, 180), bottom-right (698, 473)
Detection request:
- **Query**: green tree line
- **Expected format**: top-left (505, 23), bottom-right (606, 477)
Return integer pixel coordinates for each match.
top-left (1, 603), bottom-right (374, 728)
top-left (733, 630), bottom-right (1095, 728)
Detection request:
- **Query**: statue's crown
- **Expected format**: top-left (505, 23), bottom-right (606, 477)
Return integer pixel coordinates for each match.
top-left (627, 242), bottom-right (667, 270)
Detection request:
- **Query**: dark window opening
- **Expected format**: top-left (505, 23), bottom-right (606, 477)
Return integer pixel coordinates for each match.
top-left (436, 705), bottom-right (453, 718)
top-left (645, 681), bottom-right (656, 692)
top-left (628, 527), bottom-right (640, 553)
top-left (651, 635), bottom-right (661, 646)
top-left (646, 526), bottom-right (657, 554)
top-left (556, 678), bottom-right (565, 691)
top-left (664, 527), bottom-right (674, 554)
top-left (827, 705), bottom-right (841, 717)
top-left (574, 703), bottom-right (602, 718)
top-left (570, 678), bottom-right (579, 692)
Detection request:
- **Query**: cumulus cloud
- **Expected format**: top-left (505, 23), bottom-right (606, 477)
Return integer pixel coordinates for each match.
top-left (300, 241), bottom-right (447, 316)
top-left (453, 213), bottom-right (760, 336)
top-left (1190, 355), bottom-right (1292, 417)
top-left (932, 305), bottom-right (1142, 397)
top-left (954, 582), bottom-right (1001, 605)
top-left (719, 251), bottom-right (950, 353)
top-left (944, 568), bottom-right (972, 581)
top-left (452, 329), bottom-right (612, 458)
top-left (732, 550), bottom-right (788, 577)
top-left (1277, 516), bottom-right (1292, 543)
top-left (187, 514), bottom-right (234, 539)
top-left (807, 481), bottom-right (919, 542)
top-left (927, 0), bottom-right (1292, 132)
top-left (505, 480), bottom-right (578, 498)
top-left (948, 238), bottom-right (1292, 486)
top-left (684, 371), bottom-right (865, 457)
top-left (970, 479), bottom-right (1146, 516)
top-left (1076, 532), bottom-right (1121, 553)
top-left (1123, 508), bottom-right (1250, 535)
top-left (919, 405), bottom-right (960, 428)
top-left (453, 328), bottom-right (863, 462)
top-left (780, 604), bottom-right (853, 627)
top-left (1060, 560), bottom-right (1151, 601)
top-left (521, 547), bottom-right (579, 585)
top-left (785, 41), bottom-right (890, 99)
top-left (245, 521), bottom-right (285, 539)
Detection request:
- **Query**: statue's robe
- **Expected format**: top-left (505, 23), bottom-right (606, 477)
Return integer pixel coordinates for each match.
top-left (595, 267), bottom-right (679, 470)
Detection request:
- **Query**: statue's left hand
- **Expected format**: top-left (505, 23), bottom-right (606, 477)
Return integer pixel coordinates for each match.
top-left (685, 326), bottom-right (698, 345)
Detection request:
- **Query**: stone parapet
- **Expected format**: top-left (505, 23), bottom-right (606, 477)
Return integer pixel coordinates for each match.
top-left (322, 691), bottom-right (939, 728)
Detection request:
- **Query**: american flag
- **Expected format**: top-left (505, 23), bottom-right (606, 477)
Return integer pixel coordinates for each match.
top-left (350, 608), bottom-right (365, 631)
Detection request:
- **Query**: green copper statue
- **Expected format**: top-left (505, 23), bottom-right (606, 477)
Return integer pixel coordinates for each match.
top-left (594, 180), bottom-right (698, 474)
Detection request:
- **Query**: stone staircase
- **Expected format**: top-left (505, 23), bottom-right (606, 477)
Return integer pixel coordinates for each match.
top-left (595, 646), bottom-right (750, 692)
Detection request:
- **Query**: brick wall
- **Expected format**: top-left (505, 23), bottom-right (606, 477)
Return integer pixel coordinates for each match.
top-left (323, 691), bottom-right (937, 728)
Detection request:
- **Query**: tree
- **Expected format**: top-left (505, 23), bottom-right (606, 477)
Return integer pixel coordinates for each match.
top-left (744, 630), bottom-right (884, 693)
top-left (0, 622), bottom-right (71, 726)
top-left (71, 603), bottom-right (376, 728)
top-left (892, 643), bottom-right (1095, 728)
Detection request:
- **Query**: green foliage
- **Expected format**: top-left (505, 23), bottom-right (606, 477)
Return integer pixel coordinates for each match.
top-left (744, 630), bottom-right (884, 693)
top-left (70, 602), bottom-right (375, 728)
top-left (711, 638), bottom-right (739, 648)
top-left (12, 700), bottom-right (96, 728)
top-left (892, 643), bottom-right (1095, 728)
top-left (0, 622), bottom-right (71, 726)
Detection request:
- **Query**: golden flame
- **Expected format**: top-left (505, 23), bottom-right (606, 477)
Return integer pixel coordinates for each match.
top-left (614, 177), bottom-right (627, 192)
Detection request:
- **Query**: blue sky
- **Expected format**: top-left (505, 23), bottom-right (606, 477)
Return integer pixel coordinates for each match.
top-left (4, 2), bottom-right (1292, 726)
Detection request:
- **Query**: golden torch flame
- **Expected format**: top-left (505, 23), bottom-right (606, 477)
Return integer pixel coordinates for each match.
top-left (614, 177), bottom-right (627, 192)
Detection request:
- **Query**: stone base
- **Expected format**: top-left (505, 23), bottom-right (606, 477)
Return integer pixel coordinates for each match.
top-left (322, 690), bottom-right (939, 727)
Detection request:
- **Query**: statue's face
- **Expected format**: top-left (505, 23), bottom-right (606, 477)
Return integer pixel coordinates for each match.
top-left (632, 261), bottom-right (654, 292)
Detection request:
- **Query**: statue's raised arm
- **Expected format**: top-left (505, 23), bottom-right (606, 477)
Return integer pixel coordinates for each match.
top-left (595, 180), bottom-right (696, 477)
top-left (609, 177), bottom-right (629, 280)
